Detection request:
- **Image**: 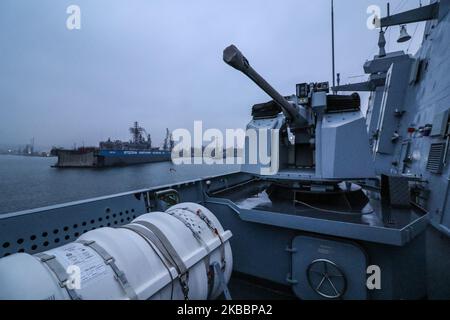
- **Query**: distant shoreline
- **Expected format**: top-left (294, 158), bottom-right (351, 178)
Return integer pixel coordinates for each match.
top-left (0, 153), bottom-right (55, 158)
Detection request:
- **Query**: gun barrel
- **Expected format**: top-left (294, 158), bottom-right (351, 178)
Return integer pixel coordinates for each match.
top-left (223, 45), bottom-right (299, 122)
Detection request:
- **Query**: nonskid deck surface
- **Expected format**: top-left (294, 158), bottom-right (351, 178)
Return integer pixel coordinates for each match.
top-left (227, 274), bottom-right (295, 300)
top-left (211, 180), bottom-right (425, 229)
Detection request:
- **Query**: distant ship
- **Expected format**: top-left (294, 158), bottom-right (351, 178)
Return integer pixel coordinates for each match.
top-left (52, 122), bottom-right (173, 168)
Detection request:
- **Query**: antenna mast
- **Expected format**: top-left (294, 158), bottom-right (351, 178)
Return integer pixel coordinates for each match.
top-left (331, 0), bottom-right (336, 92)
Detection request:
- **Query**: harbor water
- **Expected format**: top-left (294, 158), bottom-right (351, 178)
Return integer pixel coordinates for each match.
top-left (0, 155), bottom-right (239, 214)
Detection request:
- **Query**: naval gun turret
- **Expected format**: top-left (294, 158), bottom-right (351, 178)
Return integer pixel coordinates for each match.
top-left (223, 45), bottom-right (375, 181)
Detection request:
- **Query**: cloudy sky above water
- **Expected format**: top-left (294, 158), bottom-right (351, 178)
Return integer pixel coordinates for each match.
top-left (0, 0), bottom-right (426, 150)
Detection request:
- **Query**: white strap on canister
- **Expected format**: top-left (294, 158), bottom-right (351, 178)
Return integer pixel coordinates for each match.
top-left (124, 221), bottom-right (191, 300)
top-left (168, 207), bottom-right (227, 270)
top-left (78, 240), bottom-right (138, 300)
top-left (120, 224), bottom-right (176, 299)
top-left (133, 221), bottom-right (188, 276)
top-left (36, 253), bottom-right (82, 300)
top-left (164, 210), bottom-right (212, 273)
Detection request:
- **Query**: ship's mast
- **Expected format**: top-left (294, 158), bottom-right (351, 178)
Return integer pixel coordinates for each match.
top-left (331, 0), bottom-right (336, 91)
top-left (129, 121), bottom-right (147, 144)
top-left (163, 128), bottom-right (170, 151)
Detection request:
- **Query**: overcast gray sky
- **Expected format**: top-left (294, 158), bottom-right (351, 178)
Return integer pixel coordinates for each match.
top-left (0, 0), bottom-right (425, 150)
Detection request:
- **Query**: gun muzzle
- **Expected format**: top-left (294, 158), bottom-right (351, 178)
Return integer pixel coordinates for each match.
top-left (223, 45), bottom-right (249, 73)
top-left (223, 45), bottom-right (306, 127)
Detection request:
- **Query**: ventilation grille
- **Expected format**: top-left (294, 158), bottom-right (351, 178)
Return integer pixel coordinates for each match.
top-left (427, 143), bottom-right (445, 174)
top-left (0, 208), bottom-right (138, 258)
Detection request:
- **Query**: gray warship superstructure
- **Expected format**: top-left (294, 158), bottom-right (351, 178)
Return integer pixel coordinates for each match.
top-left (0, 1), bottom-right (449, 300)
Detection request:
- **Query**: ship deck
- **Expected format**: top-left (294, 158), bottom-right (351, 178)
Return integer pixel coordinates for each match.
top-left (228, 273), bottom-right (295, 300)
top-left (210, 180), bottom-right (426, 230)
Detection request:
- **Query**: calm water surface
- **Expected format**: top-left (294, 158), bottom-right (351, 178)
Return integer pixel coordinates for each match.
top-left (0, 155), bottom-right (239, 214)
